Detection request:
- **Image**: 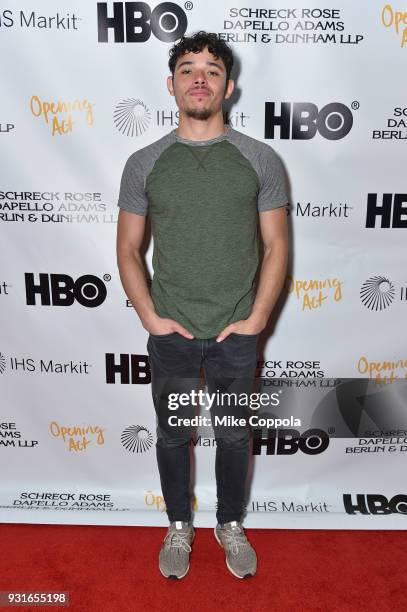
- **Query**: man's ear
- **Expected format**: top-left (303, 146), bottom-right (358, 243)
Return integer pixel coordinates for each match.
top-left (167, 74), bottom-right (174, 96)
top-left (224, 78), bottom-right (235, 101)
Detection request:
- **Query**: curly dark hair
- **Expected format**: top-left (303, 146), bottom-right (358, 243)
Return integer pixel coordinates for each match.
top-left (168, 31), bottom-right (234, 82)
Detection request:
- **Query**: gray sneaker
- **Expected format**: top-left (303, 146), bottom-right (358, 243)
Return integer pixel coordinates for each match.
top-left (214, 521), bottom-right (257, 578)
top-left (159, 521), bottom-right (195, 579)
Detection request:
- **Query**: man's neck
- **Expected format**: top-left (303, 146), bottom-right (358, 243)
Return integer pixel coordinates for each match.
top-left (175, 115), bottom-right (227, 142)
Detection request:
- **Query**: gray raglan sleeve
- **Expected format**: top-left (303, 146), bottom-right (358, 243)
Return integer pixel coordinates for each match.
top-left (257, 145), bottom-right (289, 212)
top-left (117, 153), bottom-right (148, 216)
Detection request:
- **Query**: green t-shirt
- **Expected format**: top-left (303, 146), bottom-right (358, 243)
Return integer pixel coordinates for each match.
top-left (117, 125), bottom-right (288, 339)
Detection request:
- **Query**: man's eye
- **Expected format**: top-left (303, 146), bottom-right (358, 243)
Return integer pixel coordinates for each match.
top-left (209, 71), bottom-right (219, 76)
top-left (181, 69), bottom-right (191, 74)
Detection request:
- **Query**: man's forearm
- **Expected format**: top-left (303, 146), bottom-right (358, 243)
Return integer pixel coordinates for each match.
top-left (249, 238), bottom-right (288, 328)
top-left (117, 250), bottom-right (157, 327)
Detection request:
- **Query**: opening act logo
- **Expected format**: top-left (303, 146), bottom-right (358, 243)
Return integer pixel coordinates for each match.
top-left (50, 421), bottom-right (105, 452)
top-left (381, 4), bottom-right (407, 47)
top-left (30, 96), bottom-right (95, 135)
top-left (286, 275), bottom-right (343, 310)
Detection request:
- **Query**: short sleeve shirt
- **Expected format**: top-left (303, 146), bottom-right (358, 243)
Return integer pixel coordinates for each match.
top-left (117, 125), bottom-right (289, 339)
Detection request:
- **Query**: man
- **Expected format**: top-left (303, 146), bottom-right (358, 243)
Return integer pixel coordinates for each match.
top-left (116, 31), bottom-right (289, 579)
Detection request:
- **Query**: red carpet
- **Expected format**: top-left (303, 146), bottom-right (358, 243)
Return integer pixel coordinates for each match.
top-left (0, 524), bottom-right (405, 611)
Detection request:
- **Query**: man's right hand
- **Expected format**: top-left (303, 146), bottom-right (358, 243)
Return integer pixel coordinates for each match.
top-left (144, 314), bottom-right (194, 339)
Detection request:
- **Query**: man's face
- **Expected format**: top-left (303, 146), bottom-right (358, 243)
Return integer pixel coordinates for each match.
top-left (167, 46), bottom-right (234, 120)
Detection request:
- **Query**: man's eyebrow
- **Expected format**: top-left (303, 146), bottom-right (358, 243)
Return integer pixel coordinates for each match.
top-left (176, 60), bottom-right (224, 71)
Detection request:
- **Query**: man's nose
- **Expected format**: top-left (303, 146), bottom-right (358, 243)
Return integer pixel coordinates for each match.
top-left (194, 71), bottom-right (207, 85)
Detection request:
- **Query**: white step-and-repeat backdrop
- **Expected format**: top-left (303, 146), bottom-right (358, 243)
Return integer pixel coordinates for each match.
top-left (1, 0), bottom-right (406, 528)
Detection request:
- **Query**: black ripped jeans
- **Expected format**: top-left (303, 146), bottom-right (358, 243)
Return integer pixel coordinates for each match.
top-left (147, 331), bottom-right (259, 525)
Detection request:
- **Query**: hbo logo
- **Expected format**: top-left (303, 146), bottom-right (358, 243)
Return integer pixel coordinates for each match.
top-left (252, 428), bottom-right (329, 455)
top-left (265, 102), bottom-right (353, 140)
top-left (25, 273), bottom-right (107, 307)
top-left (344, 494), bottom-right (407, 515)
top-left (97, 2), bottom-right (188, 42)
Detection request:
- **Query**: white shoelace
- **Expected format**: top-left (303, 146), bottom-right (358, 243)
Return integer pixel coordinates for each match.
top-left (165, 531), bottom-right (192, 553)
top-left (222, 527), bottom-right (250, 556)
